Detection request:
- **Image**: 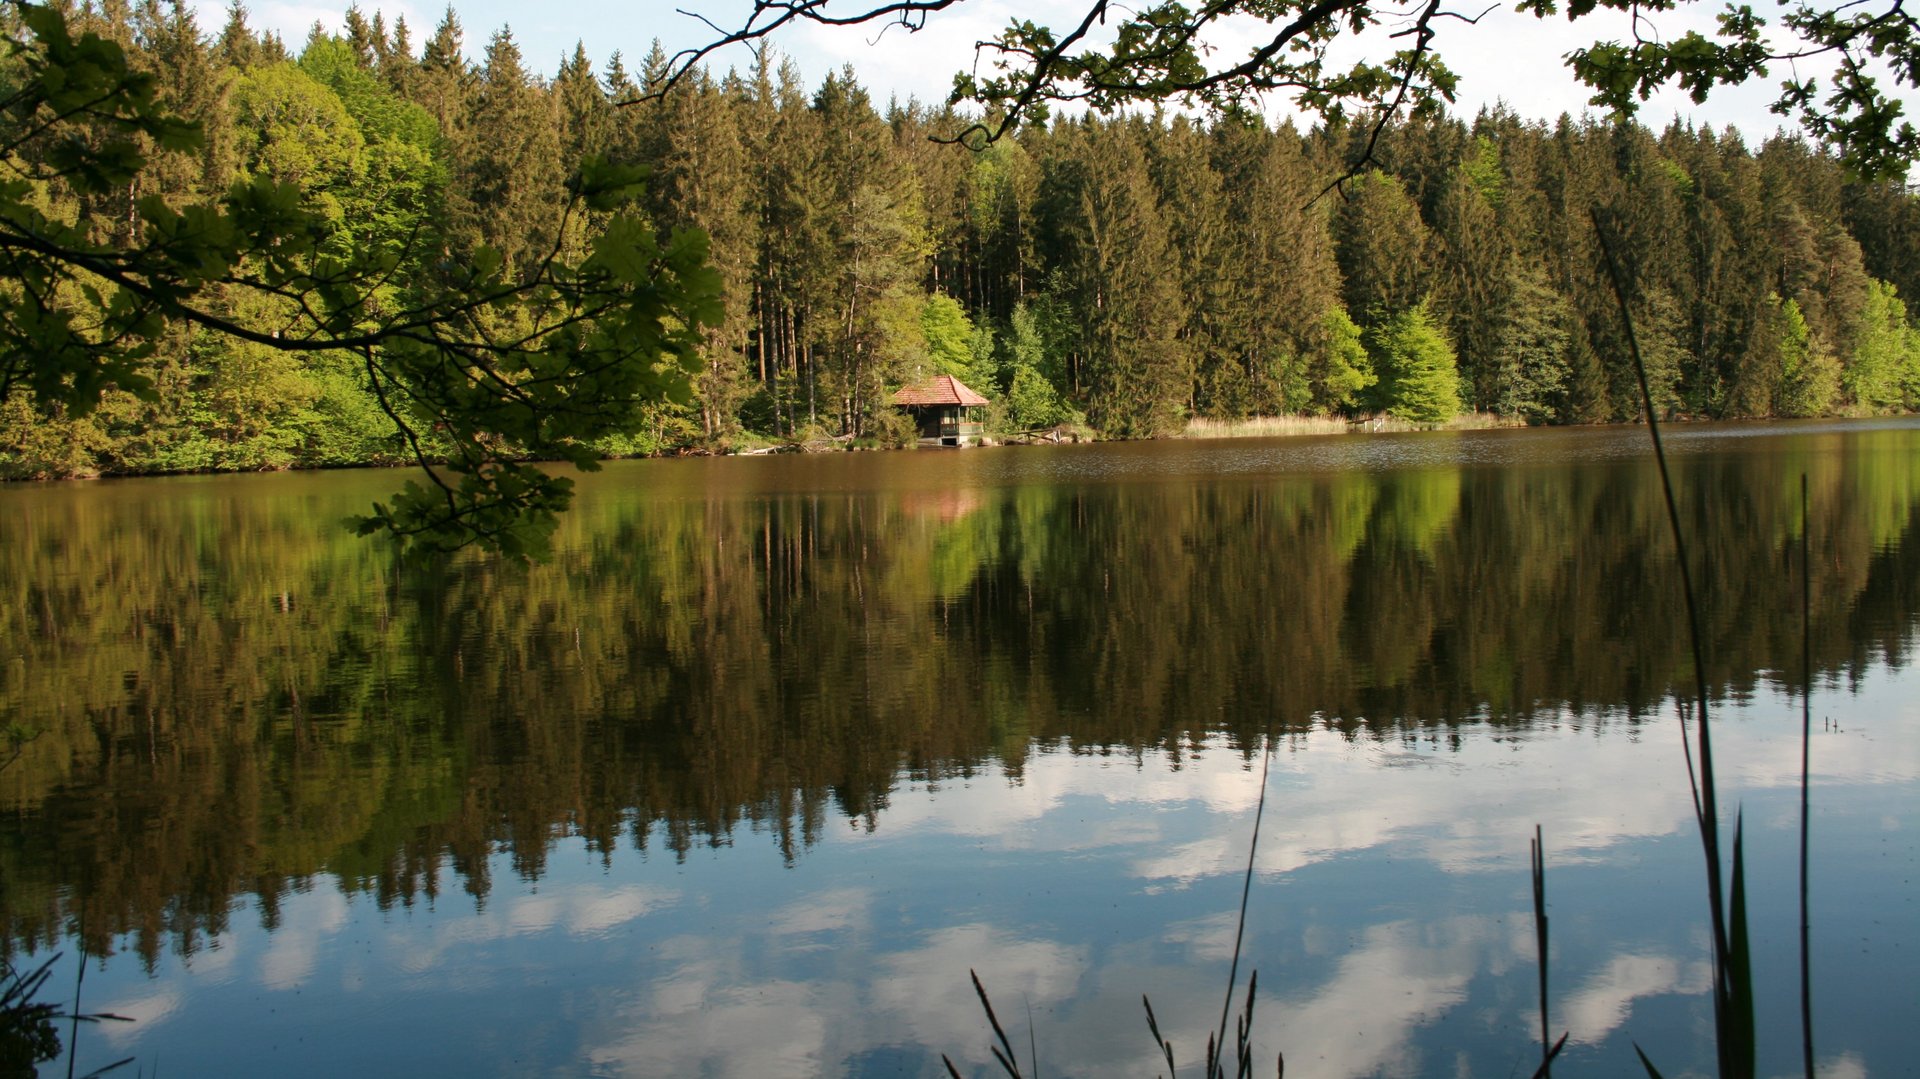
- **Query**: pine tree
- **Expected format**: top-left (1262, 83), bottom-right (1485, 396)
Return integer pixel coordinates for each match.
top-left (342, 4), bottom-right (377, 68)
top-left (413, 7), bottom-right (470, 144)
top-left (381, 15), bottom-right (417, 97)
top-left (1488, 266), bottom-right (1573, 422)
top-left (449, 27), bottom-right (564, 275)
top-left (653, 68), bottom-right (762, 439)
top-left (810, 68), bottom-right (927, 437)
top-left (1043, 119), bottom-right (1187, 435)
top-left (215, 0), bottom-right (259, 71)
top-left (1335, 169), bottom-right (1431, 323)
top-left (1148, 114), bottom-right (1228, 417)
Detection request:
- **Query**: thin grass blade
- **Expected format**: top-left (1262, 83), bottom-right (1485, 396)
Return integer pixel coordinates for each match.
top-left (968, 969), bottom-right (1024, 1079)
top-left (1593, 209), bottom-right (1734, 1075)
top-left (1798, 472), bottom-right (1816, 1079)
top-left (1525, 1032), bottom-right (1569, 1079)
top-left (1025, 998), bottom-right (1038, 1079)
top-left (1724, 813), bottom-right (1756, 1079)
top-left (1142, 993), bottom-right (1177, 1077)
top-left (1531, 825), bottom-right (1551, 1079)
top-left (1632, 1042), bottom-right (1669, 1079)
top-left (1236, 970), bottom-right (1257, 1079)
top-left (1214, 743), bottom-right (1275, 1072)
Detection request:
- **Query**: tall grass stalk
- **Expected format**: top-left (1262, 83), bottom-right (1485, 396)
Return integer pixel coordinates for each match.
top-left (941, 969), bottom-right (1030, 1079)
top-left (1532, 825), bottom-right (1551, 1079)
top-left (1208, 743), bottom-right (1273, 1076)
top-left (1526, 823), bottom-right (1569, 1079)
top-left (1593, 209), bottom-right (1754, 1079)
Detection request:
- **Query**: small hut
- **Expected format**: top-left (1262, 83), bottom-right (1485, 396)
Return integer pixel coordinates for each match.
top-left (891, 374), bottom-right (989, 447)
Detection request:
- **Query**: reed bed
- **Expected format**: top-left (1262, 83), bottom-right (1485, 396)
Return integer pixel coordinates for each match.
top-left (1181, 416), bottom-right (1351, 438)
top-left (1181, 412), bottom-right (1515, 440)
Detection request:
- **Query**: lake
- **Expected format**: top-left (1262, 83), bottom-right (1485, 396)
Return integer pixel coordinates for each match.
top-left (2, 419), bottom-right (1916, 1077)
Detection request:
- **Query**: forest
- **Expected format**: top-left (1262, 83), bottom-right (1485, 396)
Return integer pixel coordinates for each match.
top-left (3, 0), bottom-right (1920, 481)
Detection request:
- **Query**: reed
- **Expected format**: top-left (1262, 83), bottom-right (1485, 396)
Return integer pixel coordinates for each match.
top-left (1180, 416), bottom-right (1350, 439)
top-left (1532, 825), bottom-right (1552, 1079)
top-left (0, 951), bottom-right (131, 1079)
top-left (1180, 412), bottom-right (1515, 440)
top-left (941, 970), bottom-right (1032, 1079)
top-left (1595, 209), bottom-right (1758, 1079)
top-left (1798, 473), bottom-right (1816, 1079)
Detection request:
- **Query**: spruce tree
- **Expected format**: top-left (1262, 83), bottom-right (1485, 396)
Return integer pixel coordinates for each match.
top-left (450, 27), bottom-right (563, 275)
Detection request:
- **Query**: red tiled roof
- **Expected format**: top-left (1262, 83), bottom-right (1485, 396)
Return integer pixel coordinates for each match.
top-left (891, 374), bottom-right (989, 407)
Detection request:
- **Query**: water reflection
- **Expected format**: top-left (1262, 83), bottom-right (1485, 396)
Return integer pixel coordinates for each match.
top-left (1, 420), bottom-right (1917, 1075)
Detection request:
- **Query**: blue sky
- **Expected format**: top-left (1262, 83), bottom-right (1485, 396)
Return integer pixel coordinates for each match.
top-left (199, 0), bottom-right (1906, 144)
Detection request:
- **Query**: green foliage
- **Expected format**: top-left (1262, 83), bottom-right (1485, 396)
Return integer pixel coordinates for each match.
top-left (1460, 134), bottom-right (1504, 205)
top-left (298, 35), bottom-right (437, 151)
top-left (0, 396), bottom-right (112, 479)
top-left (0, 958), bottom-right (62, 1073)
top-left (1366, 302), bottom-right (1463, 423)
top-left (1311, 307), bottom-right (1375, 414)
top-left (1847, 279), bottom-right (1920, 410)
top-left (230, 62), bottom-right (367, 223)
top-left (1490, 269), bottom-right (1573, 423)
top-left (1772, 295), bottom-right (1841, 417)
top-left (1336, 170), bottom-right (1431, 320)
top-left (1006, 360), bottom-right (1068, 430)
top-left (865, 399), bottom-right (919, 448)
top-left (996, 300), bottom-right (1070, 430)
top-left (921, 292), bottom-right (975, 377)
top-left (966, 321), bottom-right (1000, 395)
top-left (0, 4), bottom-right (722, 559)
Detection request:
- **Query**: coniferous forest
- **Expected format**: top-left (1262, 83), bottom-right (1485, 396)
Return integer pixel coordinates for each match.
top-left (5, 0), bottom-right (1920, 480)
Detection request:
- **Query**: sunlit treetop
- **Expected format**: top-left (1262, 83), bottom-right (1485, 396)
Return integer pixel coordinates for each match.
top-left (669, 0), bottom-right (1920, 178)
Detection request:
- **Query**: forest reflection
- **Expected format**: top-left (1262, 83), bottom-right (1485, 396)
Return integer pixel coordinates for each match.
top-left (2, 424), bottom-right (1916, 965)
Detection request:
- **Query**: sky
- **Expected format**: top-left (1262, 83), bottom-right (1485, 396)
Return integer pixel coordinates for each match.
top-left (196, 0), bottom-right (1913, 145)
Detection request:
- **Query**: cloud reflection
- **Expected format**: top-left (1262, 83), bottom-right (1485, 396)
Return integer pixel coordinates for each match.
top-left (1561, 952), bottom-right (1713, 1046)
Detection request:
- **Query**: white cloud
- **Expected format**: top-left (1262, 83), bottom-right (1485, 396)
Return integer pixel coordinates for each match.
top-left (90, 986), bottom-right (184, 1046)
top-left (870, 923), bottom-right (1089, 1055)
top-left (390, 882), bottom-right (678, 976)
top-left (257, 887), bottom-right (350, 990)
top-left (590, 972), bottom-right (831, 1076)
top-left (1256, 916), bottom-right (1503, 1078)
top-left (862, 725), bottom-right (1707, 893)
top-left (769, 886), bottom-right (871, 937)
top-left (1559, 952), bottom-right (1714, 1047)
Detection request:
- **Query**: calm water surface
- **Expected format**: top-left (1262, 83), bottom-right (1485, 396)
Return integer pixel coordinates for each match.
top-left (2, 420), bottom-right (1916, 1076)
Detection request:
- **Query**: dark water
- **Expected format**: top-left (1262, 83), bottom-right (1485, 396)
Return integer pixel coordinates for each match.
top-left (1, 420), bottom-right (1916, 1076)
